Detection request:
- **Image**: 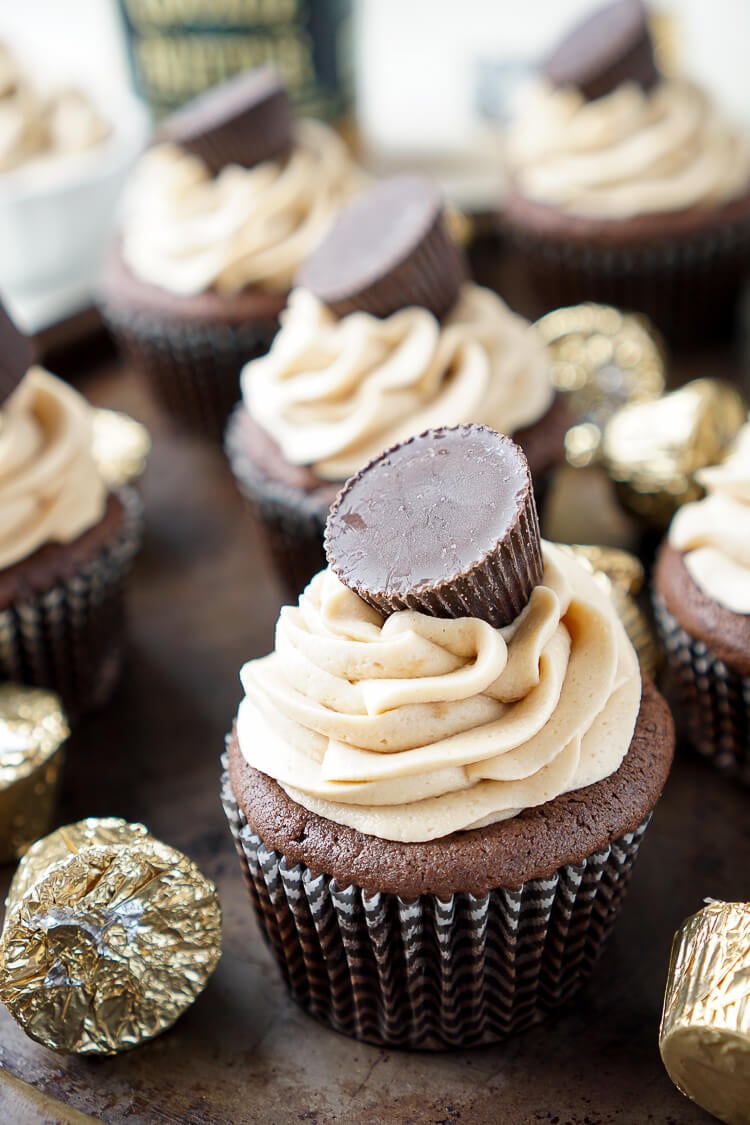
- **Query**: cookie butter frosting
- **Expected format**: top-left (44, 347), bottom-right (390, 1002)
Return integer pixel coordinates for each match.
top-left (236, 542), bottom-right (641, 842)
top-left (0, 367), bottom-right (106, 569)
top-left (669, 421), bottom-right (750, 614)
top-left (121, 120), bottom-right (366, 297)
top-left (506, 79), bottom-right (750, 219)
top-left (0, 43), bottom-right (110, 174)
top-left (242, 284), bottom-right (554, 480)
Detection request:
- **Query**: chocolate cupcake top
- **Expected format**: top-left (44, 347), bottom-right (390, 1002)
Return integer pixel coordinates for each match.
top-left (506, 12), bottom-right (750, 220)
top-left (668, 419), bottom-right (750, 614)
top-left (241, 176), bottom-right (552, 480)
top-left (0, 367), bottom-right (106, 570)
top-left (235, 428), bottom-right (641, 843)
top-left (120, 70), bottom-right (366, 297)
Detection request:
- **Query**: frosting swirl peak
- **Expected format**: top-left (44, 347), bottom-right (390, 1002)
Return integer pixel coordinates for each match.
top-left (0, 367), bottom-right (106, 569)
top-left (236, 543), bottom-right (641, 842)
top-left (242, 284), bottom-right (554, 480)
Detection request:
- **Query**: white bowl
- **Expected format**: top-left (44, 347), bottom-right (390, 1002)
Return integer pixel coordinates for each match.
top-left (0, 89), bottom-right (151, 332)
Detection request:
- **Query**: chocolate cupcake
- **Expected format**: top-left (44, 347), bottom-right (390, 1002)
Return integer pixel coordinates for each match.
top-left (226, 175), bottom-right (568, 599)
top-left (653, 421), bottom-right (750, 783)
top-left (0, 307), bottom-right (142, 719)
top-left (221, 424), bottom-right (674, 1049)
top-left (502, 0), bottom-right (750, 345)
top-left (99, 67), bottom-right (365, 440)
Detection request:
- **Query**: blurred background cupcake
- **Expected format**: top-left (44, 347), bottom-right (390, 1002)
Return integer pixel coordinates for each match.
top-left (226, 175), bottom-right (569, 599)
top-left (0, 304), bottom-right (143, 719)
top-left (501, 0), bottom-right (750, 346)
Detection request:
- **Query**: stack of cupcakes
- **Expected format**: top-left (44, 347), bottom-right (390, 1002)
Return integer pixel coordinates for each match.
top-left (503, 0), bottom-right (750, 344)
top-left (226, 174), bottom-right (569, 597)
top-left (100, 67), bottom-right (366, 439)
top-left (222, 423), bottom-right (674, 1048)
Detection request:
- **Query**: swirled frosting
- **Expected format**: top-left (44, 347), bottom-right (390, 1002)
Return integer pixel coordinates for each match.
top-left (0, 367), bottom-right (107, 569)
top-left (506, 79), bottom-right (750, 219)
top-left (236, 542), bottom-right (641, 842)
top-left (0, 43), bottom-right (110, 174)
top-left (242, 284), bottom-right (554, 480)
top-left (669, 421), bottom-right (750, 614)
top-left (121, 120), bottom-right (366, 297)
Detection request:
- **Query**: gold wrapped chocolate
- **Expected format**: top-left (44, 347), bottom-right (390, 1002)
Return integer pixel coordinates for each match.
top-left (0, 817), bottom-right (222, 1055)
top-left (660, 901), bottom-right (750, 1125)
top-left (0, 685), bottom-right (68, 865)
top-left (558, 545), bottom-right (659, 678)
top-left (603, 378), bottom-right (746, 527)
top-left (92, 409), bottom-right (151, 488)
top-left (535, 303), bottom-right (665, 468)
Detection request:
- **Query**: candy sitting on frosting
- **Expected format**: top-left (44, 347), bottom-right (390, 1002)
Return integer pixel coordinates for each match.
top-left (506, 79), bottom-right (750, 219)
top-left (0, 367), bottom-right (107, 570)
top-left (0, 42), bottom-right (110, 174)
top-left (236, 426), bottom-right (641, 843)
top-left (669, 420), bottom-right (750, 614)
top-left (121, 119), bottom-right (366, 297)
top-left (242, 284), bottom-right (554, 481)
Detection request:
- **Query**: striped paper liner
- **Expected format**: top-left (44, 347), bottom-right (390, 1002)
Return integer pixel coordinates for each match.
top-left (221, 756), bottom-right (650, 1049)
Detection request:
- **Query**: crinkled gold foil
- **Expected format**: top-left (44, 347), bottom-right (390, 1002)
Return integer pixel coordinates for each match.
top-left (0, 817), bottom-right (222, 1055)
top-left (0, 685), bottom-right (68, 865)
top-left (535, 303), bottom-right (665, 468)
top-left (558, 545), bottom-right (659, 678)
top-left (660, 901), bottom-right (750, 1125)
top-left (603, 379), bottom-right (746, 528)
top-left (92, 409), bottom-right (150, 488)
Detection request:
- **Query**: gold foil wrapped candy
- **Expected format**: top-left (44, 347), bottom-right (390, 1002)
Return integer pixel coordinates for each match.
top-left (0, 685), bottom-right (68, 865)
top-left (0, 817), bottom-right (222, 1055)
top-left (535, 303), bottom-right (665, 469)
top-left (559, 545), bottom-right (659, 678)
top-left (92, 409), bottom-right (151, 488)
top-left (660, 901), bottom-right (750, 1125)
top-left (602, 379), bottom-right (746, 527)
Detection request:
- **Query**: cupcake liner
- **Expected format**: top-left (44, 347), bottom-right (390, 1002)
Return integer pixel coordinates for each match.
top-left (225, 404), bottom-right (331, 600)
top-left (652, 591), bottom-right (750, 784)
top-left (221, 755), bottom-right (650, 1049)
top-left (102, 304), bottom-right (279, 442)
top-left (0, 488), bottom-right (143, 721)
top-left (505, 217), bottom-right (750, 346)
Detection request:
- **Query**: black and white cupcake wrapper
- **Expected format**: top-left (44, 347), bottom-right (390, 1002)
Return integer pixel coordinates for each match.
top-left (0, 488), bottom-right (143, 721)
top-left (221, 755), bottom-right (650, 1049)
top-left (653, 591), bottom-right (750, 784)
top-left (101, 305), bottom-right (279, 441)
top-left (224, 404), bottom-right (331, 600)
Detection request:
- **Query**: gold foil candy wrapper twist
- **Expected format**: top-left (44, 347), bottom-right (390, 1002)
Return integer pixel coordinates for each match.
top-left (660, 901), bottom-right (750, 1125)
top-left (92, 409), bottom-right (151, 488)
top-left (0, 685), bottom-right (68, 865)
top-left (603, 378), bottom-right (747, 528)
top-left (558, 545), bottom-right (659, 678)
top-left (535, 303), bottom-right (665, 469)
top-left (0, 817), bottom-right (222, 1055)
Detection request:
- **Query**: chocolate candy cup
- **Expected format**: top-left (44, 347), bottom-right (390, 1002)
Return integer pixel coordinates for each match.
top-left (543, 0), bottom-right (660, 101)
top-left (325, 424), bottom-right (543, 627)
top-left (296, 174), bottom-right (467, 321)
top-left (0, 301), bottom-right (33, 406)
top-left (156, 66), bottom-right (293, 175)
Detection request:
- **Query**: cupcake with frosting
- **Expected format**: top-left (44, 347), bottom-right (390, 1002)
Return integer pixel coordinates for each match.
top-left (100, 67), bottom-right (365, 439)
top-left (0, 303), bottom-right (142, 718)
top-left (226, 175), bottom-right (568, 598)
top-left (222, 423), bottom-right (674, 1048)
top-left (653, 421), bottom-right (750, 783)
top-left (503, 0), bottom-right (750, 344)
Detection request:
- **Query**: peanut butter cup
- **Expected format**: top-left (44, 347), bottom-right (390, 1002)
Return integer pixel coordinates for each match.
top-left (542, 0), bottom-right (660, 101)
top-left (296, 174), bottom-right (467, 321)
top-left (0, 301), bottom-right (33, 406)
top-left (325, 424), bottom-right (543, 626)
top-left (156, 67), bottom-right (293, 174)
